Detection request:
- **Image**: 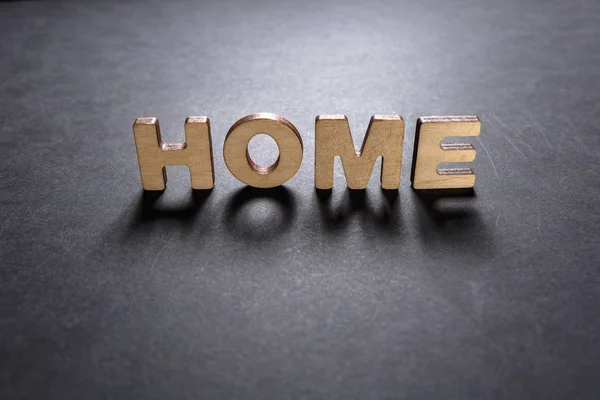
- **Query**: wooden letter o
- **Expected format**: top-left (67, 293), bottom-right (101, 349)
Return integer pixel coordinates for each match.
top-left (223, 113), bottom-right (303, 188)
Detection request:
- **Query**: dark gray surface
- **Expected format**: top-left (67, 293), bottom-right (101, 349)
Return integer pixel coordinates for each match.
top-left (1, 0), bottom-right (600, 398)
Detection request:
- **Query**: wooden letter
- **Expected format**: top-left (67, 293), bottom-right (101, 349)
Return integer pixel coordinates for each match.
top-left (132, 117), bottom-right (214, 190)
top-left (223, 113), bottom-right (303, 188)
top-left (410, 116), bottom-right (480, 189)
top-left (315, 115), bottom-right (404, 190)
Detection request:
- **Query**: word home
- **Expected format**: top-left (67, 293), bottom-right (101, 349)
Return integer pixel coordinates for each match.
top-left (133, 113), bottom-right (481, 190)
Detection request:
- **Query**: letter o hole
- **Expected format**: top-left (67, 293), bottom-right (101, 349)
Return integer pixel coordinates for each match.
top-left (223, 113), bottom-right (303, 188)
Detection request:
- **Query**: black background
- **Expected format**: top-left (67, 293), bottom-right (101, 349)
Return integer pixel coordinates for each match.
top-left (1, 0), bottom-right (599, 398)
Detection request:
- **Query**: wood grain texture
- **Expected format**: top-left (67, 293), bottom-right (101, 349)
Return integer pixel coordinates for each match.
top-left (223, 113), bottom-right (303, 188)
top-left (410, 116), bottom-right (480, 190)
top-left (132, 116), bottom-right (215, 190)
top-left (315, 115), bottom-right (404, 190)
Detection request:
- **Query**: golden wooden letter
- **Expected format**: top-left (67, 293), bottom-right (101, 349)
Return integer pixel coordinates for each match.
top-left (410, 116), bottom-right (480, 189)
top-left (132, 117), bottom-right (214, 190)
top-left (315, 115), bottom-right (404, 190)
top-left (223, 113), bottom-right (303, 188)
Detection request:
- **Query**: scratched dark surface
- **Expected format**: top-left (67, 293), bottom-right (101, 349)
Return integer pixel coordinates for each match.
top-left (1, 0), bottom-right (599, 399)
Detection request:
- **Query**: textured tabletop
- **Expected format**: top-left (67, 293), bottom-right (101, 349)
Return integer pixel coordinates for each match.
top-left (1, 0), bottom-right (599, 398)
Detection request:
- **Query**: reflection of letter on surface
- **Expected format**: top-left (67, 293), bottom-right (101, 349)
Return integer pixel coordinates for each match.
top-left (315, 115), bottom-right (404, 190)
top-left (133, 117), bottom-right (214, 190)
top-left (410, 116), bottom-right (480, 190)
